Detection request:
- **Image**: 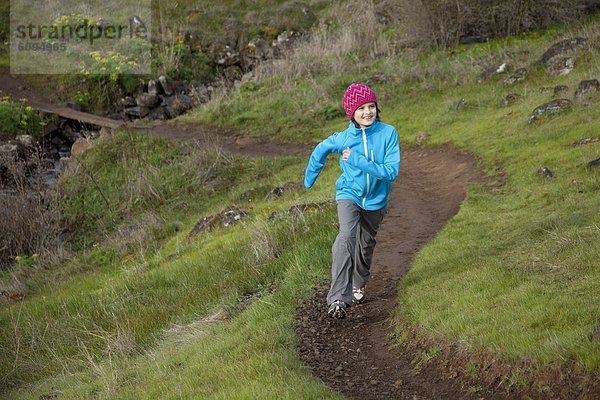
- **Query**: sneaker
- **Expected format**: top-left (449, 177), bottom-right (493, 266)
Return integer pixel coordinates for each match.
top-left (328, 300), bottom-right (347, 319)
top-left (352, 287), bottom-right (365, 304)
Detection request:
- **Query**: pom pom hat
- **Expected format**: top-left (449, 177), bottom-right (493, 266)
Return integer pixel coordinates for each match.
top-left (343, 83), bottom-right (377, 118)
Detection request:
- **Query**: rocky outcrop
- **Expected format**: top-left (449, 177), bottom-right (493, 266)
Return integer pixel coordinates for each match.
top-left (187, 206), bottom-right (248, 239)
top-left (572, 137), bottom-right (599, 147)
top-left (479, 63), bottom-right (508, 82)
top-left (537, 166), bottom-right (554, 178)
top-left (502, 93), bottom-right (521, 107)
top-left (503, 68), bottom-right (527, 85)
top-left (528, 99), bottom-right (572, 123)
top-left (264, 182), bottom-right (304, 200)
top-left (120, 76), bottom-right (200, 123)
top-left (538, 38), bottom-right (590, 76)
top-left (574, 79), bottom-right (600, 101)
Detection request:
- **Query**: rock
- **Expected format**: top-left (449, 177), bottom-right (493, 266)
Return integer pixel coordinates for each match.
top-left (459, 34), bottom-right (488, 45)
top-left (553, 85), bottom-right (569, 96)
top-left (124, 106), bottom-right (151, 119)
top-left (60, 126), bottom-right (83, 142)
top-left (189, 84), bottom-right (212, 104)
top-left (539, 38), bottom-right (589, 65)
top-left (265, 182), bottom-right (304, 200)
top-left (503, 68), bottom-right (527, 85)
top-left (158, 75), bottom-right (174, 96)
top-left (164, 106), bottom-right (178, 119)
top-left (240, 39), bottom-right (272, 71)
top-left (119, 96), bottom-right (136, 108)
top-left (502, 93), bottom-right (522, 107)
top-left (187, 206), bottom-right (247, 239)
top-left (537, 166), bottom-right (554, 178)
top-left (164, 94), bottom-right (194, 116)
top-left (144, 106), bottom-right (168, 121)
top-left (147, 79), bottom-right (163, 96)
top-left (216, 45), bottom-right (240, 66)
top-left (179, 146), bottom-right (191, 156)
top-left (415, 131), bottom-right (430, 146)
top-left (15, 135), bottom-right (35, 147)
top-left (479, 63), bottom-right (508, 82)
top-left (135, 93), bottom-right (159, 108)
top-left (220, 209), bottom-right (247, 227)
top-left (588, 157), bottom-right (600, 168)
top-left (173, 80), bottom-right (190, 95)
top-left (572, 136), bottom-right (599, 147)
top-left (574, 79), bottom-right (600, 101)
top-left (70, 138), bottom-right (92, 157)
top-left (0, 143), bottom-right (18, 154)
top-left (546, 56), bottom-right (574, 76)
top-left (539, 38), bottom-right (590, 76)
top-left (51, 136), bottom-right (64, 146)
top-left (528, 99), bottom-right (572, 123)
top-left (224, 65), bottom-right (243, 82)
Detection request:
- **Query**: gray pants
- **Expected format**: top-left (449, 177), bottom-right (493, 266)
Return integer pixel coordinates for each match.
top-left (327, 200), bottom-right (385, 306)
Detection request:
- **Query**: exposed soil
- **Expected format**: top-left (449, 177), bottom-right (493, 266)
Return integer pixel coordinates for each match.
top-left (2, 70), bottom-right (598, 399)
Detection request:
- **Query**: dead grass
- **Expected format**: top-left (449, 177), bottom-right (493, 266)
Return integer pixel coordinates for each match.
top-left (0, 150), bottom-right (62, 268)
top-left (254, 0), bottom-right (397, 84)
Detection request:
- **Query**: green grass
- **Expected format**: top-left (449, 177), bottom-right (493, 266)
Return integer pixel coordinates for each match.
top-left (394, 75), bottom-right (600, 369)
top-left (0, 128), bottom-right (343, 396)
top-left (2, 5), bottom-right (600, 399)
top-left (6, 207), bottom-right (342, 399)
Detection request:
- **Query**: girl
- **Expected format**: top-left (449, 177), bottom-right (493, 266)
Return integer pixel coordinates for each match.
top-left (304, 83), bottom-right (401, 318)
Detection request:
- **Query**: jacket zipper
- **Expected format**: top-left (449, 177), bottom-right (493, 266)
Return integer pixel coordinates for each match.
top-left (362, 128), bottom-right (370, 208)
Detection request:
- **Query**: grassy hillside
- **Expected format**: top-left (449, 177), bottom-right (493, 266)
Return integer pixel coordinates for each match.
top-left (1, 2), bottom-right (599, 398)
top-left (183, 1), bottom-right (600, 371)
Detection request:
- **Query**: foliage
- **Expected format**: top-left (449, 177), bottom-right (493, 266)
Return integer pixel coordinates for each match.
top-left (152, 43), bottom-right (214, 81)
top-left (77, 50), bottom-right (146, 111)
top-left (0, 97), bottom-right (44, 140)
top-left (0, 150), bottom-right (61, 268)
top-left (397, 0), bottom-right (587, 47)
top-left (52, 13), bottom-right (94, 34)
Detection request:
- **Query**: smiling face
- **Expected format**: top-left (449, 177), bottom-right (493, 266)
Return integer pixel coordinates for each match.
top-left (353, 102), bottom-right (377, 128)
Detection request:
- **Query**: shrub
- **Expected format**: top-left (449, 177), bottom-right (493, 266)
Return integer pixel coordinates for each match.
top-left (398, 0), bottom-right (586, 48)
top-left (77, 50), bottom-right (146, 111)
top-left (152, 43), bottom-right (215, 81)
top-left (0, 151), bottom-right (61, 268)
top-left (0, 97), bottom-right (44, 141)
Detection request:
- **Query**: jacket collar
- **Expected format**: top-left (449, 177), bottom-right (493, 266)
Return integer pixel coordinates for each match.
top-left (347, 119), bottom-right (380, 136)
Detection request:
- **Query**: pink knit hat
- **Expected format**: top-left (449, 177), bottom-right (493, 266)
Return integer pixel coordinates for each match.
top-left (343, 83), bottom-right (377, 118)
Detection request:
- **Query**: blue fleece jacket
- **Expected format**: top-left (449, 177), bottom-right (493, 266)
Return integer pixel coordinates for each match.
top-left (304, 120), bottom-right (400, 210)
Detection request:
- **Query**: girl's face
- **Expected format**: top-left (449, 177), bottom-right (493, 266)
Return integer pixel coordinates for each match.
top-left (353, 102), bottom-right (377, 128)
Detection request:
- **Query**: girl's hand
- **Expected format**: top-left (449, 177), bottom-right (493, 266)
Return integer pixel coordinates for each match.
top-left (342, 147), bottom-right (351, 161)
